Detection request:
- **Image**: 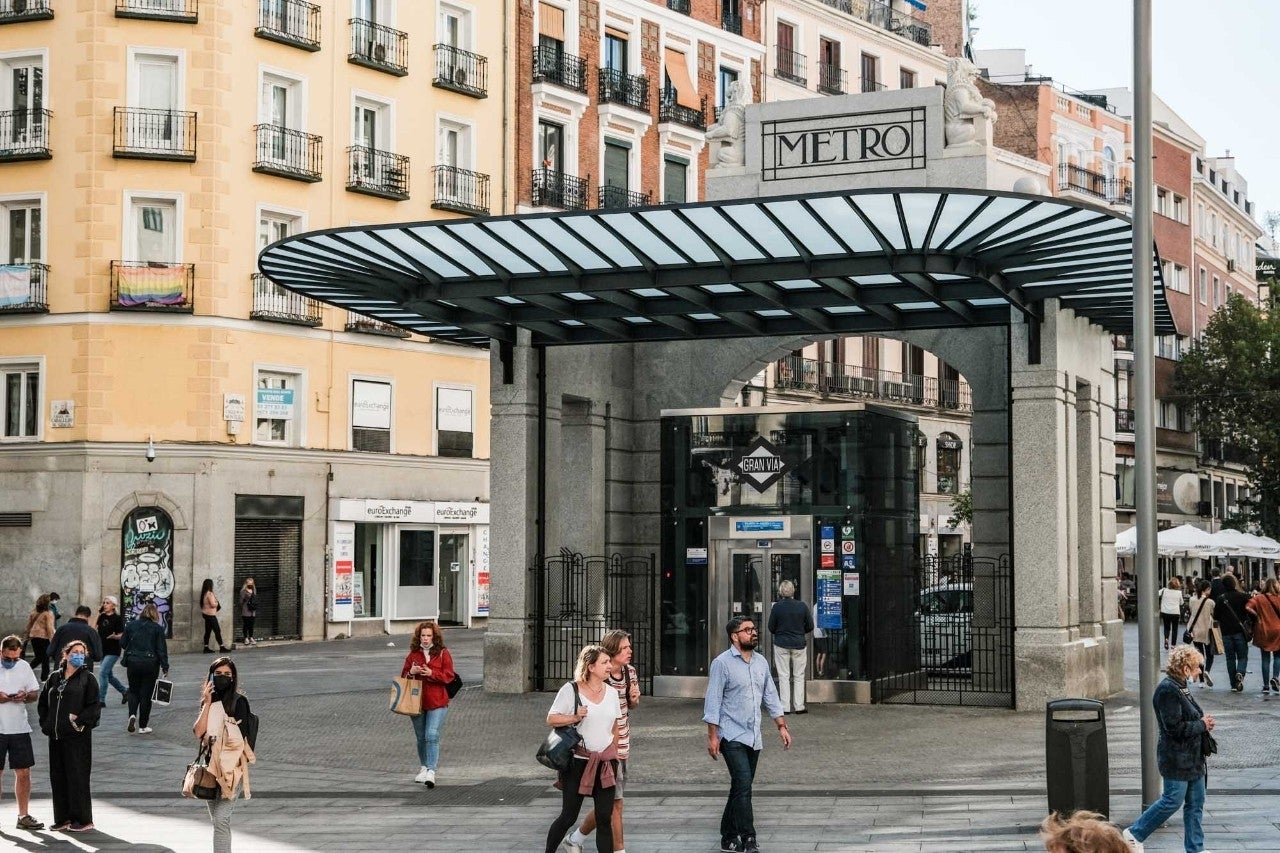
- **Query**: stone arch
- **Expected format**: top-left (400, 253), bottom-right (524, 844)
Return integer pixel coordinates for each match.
top-left (106, 490), bottom-right (190, 531)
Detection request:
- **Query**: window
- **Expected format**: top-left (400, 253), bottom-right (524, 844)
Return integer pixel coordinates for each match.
top-left (818, 37), bottom-right (841, 91)
top-left (131, 52), bottom-right (179, 112)
top-left (127, 196), bottom-right (179, 263)
top-left (538, 120), bottom-right (563, 172)
top-left (436, 386), bottom-right (473, 457)
top-left (1198, 267), bottom-right (1207, 304)
top-left (604, 32), bottom-right (627, 72)
top-left (860, 52), bottom-right (879, 91)
top-left (352, 97), bottom-right (389, 150)
top-left (936, 433), bottom-right (962, 495)
top-left (438, 119), bottom-right (471, 170)
top-left (1173, 194), bottom-right (1186, 223)
top-left (603, 139), bottom-right (629, 192)
top-left (351, 378), bottom-right (392, 452)
top-left (257, 209), bottom-right (301, 251)
top-left (254, 369), bottom-right (302, 446)
top-left (1172, 264), bottom-right (1187, 294)
top-left (1, 360), bottom-right (40, 440)
top-left (663, 155), bottom-right (687, 204)
top-left (354, 0), bottom-right (392, 25)
top-left (2, 199), bottom-right (42, 264)
top-left (537, 2), bottom-right (565, 57)
top-left (1155, 188), bottom-right (1168, 218)
top-left (1212, 276), bottom-right (1220, 308)
top-left (1, 54), bottom-right (45, 145)
top-left (776, 21), bottom-right (795, 53)
top-left (899, 68), bottom-right (916, 89)
top-left (717, 66), bottom-right (738, 111)
top-left (439, 3), bottom-right (470, 50)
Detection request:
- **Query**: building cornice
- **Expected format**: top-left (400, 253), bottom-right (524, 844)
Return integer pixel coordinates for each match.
top-left (0, 441), bottom-right (492, 471)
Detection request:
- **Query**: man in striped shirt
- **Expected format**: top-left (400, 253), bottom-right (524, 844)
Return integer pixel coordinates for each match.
top-left (564, 629), bottom-right (640, 853)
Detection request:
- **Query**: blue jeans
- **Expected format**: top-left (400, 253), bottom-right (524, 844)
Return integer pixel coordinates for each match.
top-left (1222, 632), bottom-right (1248, 687)
top-left (719, 739), bottom-right (760, 842)
top-left (410, 707), bottom-right (448, 769)
top-left (1260, 649), bottom-right (1280, 690)
top-left (98, 654), bottom-right (128, 703)
top-left (1129, 774), bottom-right (1205, 853)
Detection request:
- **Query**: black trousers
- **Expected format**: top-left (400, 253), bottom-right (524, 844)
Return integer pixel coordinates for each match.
top-left (242, 615), bottom-right (256, 641)
top-left (1161, 613), bottom-right (1180, 645)
top-left (544, 759), bottom-right (615, 853)
top-left (48, 735), bottom-right (93, 827)
top-left (31, 638), bottom-right (50, 681)
top-left (126, 660), bottom-right (160, 727)
top-left (203, 614), bottom-right (225, 648)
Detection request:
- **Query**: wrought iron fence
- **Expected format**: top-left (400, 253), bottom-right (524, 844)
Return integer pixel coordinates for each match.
top-left (532, 168), bottom-right (589, 211)
top-left (861, 78), bottom-right (886, 93)
top-left (532, 44), bottom-right (587, 93)
top-left (0, 0), bottom-right (54, 23)
top-left (0, 109), bottom-right (51, 159)
top-left (345, 311), bottom-right (410, 338)
top-left (721, 10), bottom-right (742, 35)
top-left (658, 92), bottom-right (705, 130)
top-left (1115, 409), bottom-right (1135, 433)
top-left (113, 107), bottom-right (197, 160)
top-left (256, 0), bottom-right (320, 51)
top-left (349, 17), bottom-right (407, 75)
top-left (667, 0), bottom-right (690, 13)
top-left (432, 165), bottom-right (490, 215)
top-left (598, 185), bottom-right (651, 209)
top-left (773, 355), bottom-right (972, 412)
top-left (253, 124), bottom-right (322, 182)
top-left (775, 46), bottom-right (807, 85)
top-left (1058, 163), bottom-right (1132, 205)
top-left (818, 63), bottom-right (846, 95)
top-left (250, 274), bottom-right (323, 326)
top-left (346, 145), bottom-right (409, 199)
top-left (116, 0), bottom-right (197, 21)
top-left (529, 552), bottom-right (657, 693)
top-left (109, 261), bottom-right (194, 312)
top-left (433, 44), bottom-right (488, 97)
top-left (0, 262), bottom-right (48, 313)
top-left (598, 67), bottom-right (650, 112)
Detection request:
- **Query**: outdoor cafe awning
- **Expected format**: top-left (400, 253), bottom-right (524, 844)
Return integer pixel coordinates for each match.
top-left (257, 187), bottom-right (1177, 348)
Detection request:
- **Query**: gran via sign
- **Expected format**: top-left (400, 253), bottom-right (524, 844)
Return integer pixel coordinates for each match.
top-left (761, 107), bottom-right (926, 181)
top-left (730, 436), bottom-right (792, 492)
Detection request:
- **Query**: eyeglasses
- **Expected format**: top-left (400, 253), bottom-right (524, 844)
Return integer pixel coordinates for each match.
top-left (737, 628), bottom-right (759, 635)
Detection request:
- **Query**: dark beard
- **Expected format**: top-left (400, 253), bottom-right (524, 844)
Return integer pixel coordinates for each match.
top-left (739, 639), bottom-right (756, 652)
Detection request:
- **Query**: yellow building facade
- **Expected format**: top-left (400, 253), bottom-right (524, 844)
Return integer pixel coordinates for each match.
top-left (0, 0), bottom-right (508, 646)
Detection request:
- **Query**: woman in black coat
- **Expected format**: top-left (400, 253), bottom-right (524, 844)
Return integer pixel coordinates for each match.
top-left (37, 639), bottom-right (101, 832)
top-left (1121, 644), bottom-right (1214, 853)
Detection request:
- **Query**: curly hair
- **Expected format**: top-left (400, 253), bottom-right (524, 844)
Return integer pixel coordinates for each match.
top-left (1039, 811), bottom-right (1128, 853)
top-left (1166, 644), bottom-right (1203, 680)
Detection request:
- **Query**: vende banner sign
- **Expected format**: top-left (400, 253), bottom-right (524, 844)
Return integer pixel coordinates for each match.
top-left (762, 107), bottom-right (927, 181)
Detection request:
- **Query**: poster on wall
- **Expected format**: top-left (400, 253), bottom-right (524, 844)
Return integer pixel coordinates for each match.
top-left (475, 527), bottom-right (490, 616)
top-left (352, 574), bottom-right (366, 618)
top-left (351, 380), bottom-right (392, 429)
top-left (331, 522), bottom-right (355, 621)
top-left (816, 568), bottom-right (842, 630)
top-left (120, 506), bottom-right (176, 638)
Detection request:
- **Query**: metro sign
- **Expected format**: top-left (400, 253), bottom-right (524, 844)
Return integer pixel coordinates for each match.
top-left (730, 436), bottom-right (793, 493)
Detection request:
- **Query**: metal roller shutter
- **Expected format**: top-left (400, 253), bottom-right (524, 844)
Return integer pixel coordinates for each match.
top-left (233, 518), bottom-right (302, 640)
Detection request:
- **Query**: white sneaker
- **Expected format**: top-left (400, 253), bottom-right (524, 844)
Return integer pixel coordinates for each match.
top-left (1121, 828), bottom-right (1144, 852)
top-left (127, 715), bottom-right (136, 733)
top-left (138, 727), bottom-right (153, 734)
top-left (414, 766), bottom-right (430, 784)
top-left (425, 769), bottom-right (436, 789)
top-left (562, 839), bottom-right (584, 853)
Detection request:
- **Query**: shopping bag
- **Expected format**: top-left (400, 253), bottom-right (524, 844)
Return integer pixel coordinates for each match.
top-left (1210, 623), bottom-right (1224, 655)
top-left (389, 676), bottom-right (423, 716)
top-left (152, 678), bottom-right (173, 706)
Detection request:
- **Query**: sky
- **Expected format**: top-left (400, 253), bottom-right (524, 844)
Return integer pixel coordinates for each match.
top-left (969, 0), bottom-right (1280, 234)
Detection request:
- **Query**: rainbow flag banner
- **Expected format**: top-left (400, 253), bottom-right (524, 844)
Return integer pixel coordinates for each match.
top-left (116, 264), bottom-right (188, 307)
top-left (0, 265), bottom-right (32, 308)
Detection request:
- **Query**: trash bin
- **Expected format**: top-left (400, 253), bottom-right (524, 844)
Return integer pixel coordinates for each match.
top-left (1046, 698), bottom-right (1109, 818)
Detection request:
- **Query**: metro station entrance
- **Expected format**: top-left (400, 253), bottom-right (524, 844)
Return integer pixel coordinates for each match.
top-left (712, 526), bottom-right (811, 665)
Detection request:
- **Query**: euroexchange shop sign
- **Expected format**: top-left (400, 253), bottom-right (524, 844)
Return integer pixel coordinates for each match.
top-left (761, 107), bottom-right (926, 182)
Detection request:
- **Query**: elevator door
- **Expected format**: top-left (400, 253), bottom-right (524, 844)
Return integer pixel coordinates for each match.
top-left (728, 549), bottom-right (804, 662)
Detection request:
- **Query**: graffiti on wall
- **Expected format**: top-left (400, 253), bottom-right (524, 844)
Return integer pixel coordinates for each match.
top-left (120, 507), bottom-right (175, 638)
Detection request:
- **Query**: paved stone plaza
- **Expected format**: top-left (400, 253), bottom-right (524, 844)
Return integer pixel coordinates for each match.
top-left (4, 626), bottom-right (1279, 852)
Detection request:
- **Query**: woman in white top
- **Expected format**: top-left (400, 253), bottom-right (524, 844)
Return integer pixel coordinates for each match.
top-left (1159, 577), bottom-right (1184, 650)
top-left (545, 644), bottom-right (622, 853)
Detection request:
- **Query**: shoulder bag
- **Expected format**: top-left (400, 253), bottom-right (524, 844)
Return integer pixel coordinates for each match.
top-left (1182, 597), bottom-right (1209, 645)
top-left (1222, 594), bottom-right (1255, 641)
top-left (1177, 684), bottom-right (1216, 758)
top-left (389, 676), bottom-right (424, 716)
top-left (182, 739), bottom-right (220, 801)
top-left (536, 682), bottom-right (583, 772)
top-left (430, 649), bottom-right (464, 699)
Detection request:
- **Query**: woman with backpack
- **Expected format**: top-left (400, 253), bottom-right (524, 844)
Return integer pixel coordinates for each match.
top-left (238, 579), bottom-right (258, 646)
top-left (399, 621), bottom-right (456, 788)
top-left (194, 656), bottom-right (256, 853)
top-left (1246, 578), bottom-right (1280, 695)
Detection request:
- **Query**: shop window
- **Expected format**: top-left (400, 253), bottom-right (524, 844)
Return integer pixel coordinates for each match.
top-left (936, 432), bottom-right (962, 495)
top-left (399, 529), bottom-right (435, 586)
top-left (353, 522), bottom-right (383, 617)
top-left (351, 378), bottom-right (392, 452)
top-left (436, 386), bottom-right (473, 457)
top-left (2, 359), bottom-right (40, 440)
top-left (254, 369), bottom-right (302, 446)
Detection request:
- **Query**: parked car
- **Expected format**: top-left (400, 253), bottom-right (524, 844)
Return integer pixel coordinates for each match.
top-left (918, 583), bottom-right (972, 670)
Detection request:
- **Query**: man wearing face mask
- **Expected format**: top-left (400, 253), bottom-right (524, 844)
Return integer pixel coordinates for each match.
top-left (0, 635), bottom-right (44, 831)
top-left (37, 640), bottom-right (101, 832)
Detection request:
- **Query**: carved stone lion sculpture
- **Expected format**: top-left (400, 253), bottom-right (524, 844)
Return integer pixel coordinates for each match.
top-left (944, 58), bottom-right (997, 147)
top-left (706, 79), bottom-right (752, 168)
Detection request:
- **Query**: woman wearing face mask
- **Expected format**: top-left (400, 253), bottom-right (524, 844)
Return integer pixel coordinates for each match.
top-left (194, 657), bottom-right (255, 853)
top-left (37, 639), bottom-right (101, 832)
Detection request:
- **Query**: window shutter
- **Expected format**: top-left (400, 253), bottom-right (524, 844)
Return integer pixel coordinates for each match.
top-left (663, 48), bottom-right (700, 110)
top-left (538, 3), bottom-right (565, 41)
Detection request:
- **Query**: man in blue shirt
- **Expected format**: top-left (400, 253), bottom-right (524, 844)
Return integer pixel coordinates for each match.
top-left (703, 615), bottom-right (792, 853)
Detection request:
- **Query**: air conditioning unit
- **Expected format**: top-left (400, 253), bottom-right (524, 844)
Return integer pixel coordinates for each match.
top-left (1226, 259), bottom-right (1236, 272)
top-left (454, 66), bottom-right (468, 87)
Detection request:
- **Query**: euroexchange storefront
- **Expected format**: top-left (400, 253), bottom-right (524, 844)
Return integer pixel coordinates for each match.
top-left (327, 499), bottom-right (490, 631)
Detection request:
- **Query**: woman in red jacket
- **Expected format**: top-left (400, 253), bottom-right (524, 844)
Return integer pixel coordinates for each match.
top-left (400, 620), bottom-right (455, 788)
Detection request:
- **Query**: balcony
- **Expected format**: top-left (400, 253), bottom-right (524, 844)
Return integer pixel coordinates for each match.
top-left (0, 0), bottom-right (54, 23)
top-left (253, 125), bottom-right (322, 182)
top-left (598, 68), bottom-right (650, 112)
top-left (346, 146), bottom-right (409, 200)
top-left (667, 0), bottom-right (690, 12)
top-left (773, 356), bottom-right (973, 412)
top-left (1115, 409), bottom-right (1135, 433)
top-left (721, 10), bottom-right (742, 35)
top-left (658, 92), bottom-right (705, 131)
top-left (775, 47), bottom-right (806, 86)
top-left (345, 311), bottom-right (410, 338)
top-left (1058, 163), bottom-right (1132, 206)
top-left (861, 78), bottom-right (886, 93)
top-left (109, 261), bottom-right (194, 312)
top-left (250, 274), bottom-right (322, 326)
top-left (432, 165), bottom-right (490, 216)
top-left (433, 44), bottom-right (488, 98)
top-left (255, 0), bottom-right (320, 52)
top-left (1201, 439), bottom-right (1255, 467)
top-left (0, 109), bottom-right (51, 160)
top-left (818, 63), bottom-right (846, 95)
top-left (115, 0), bottom-right (196, 23)
top-left (112, 107), bottom-right (196, 161)
top-left (349, 18), bottom-right (407, 76)
top-left (533, 44), bottom-right (587, 94)
top-left (531, 169), bottom-right (589, 211)
top-left (0, 262), bottom-right (48, 313)
top-left (598, 185), bottom-right (651, 210)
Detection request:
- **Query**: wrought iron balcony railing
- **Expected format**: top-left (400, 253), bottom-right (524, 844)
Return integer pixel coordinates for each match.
top-left (110, 261), bottom-right (194, 312)
top-left (349, 18), bottom-right (407, 76)
top-left (864, 0), bottom-right (931, 46)
top-left (433, 44), bottom-right (488, 98)
top-left (818, 63), bottom-right (846, 95)
top-left (432, 165), bottom-right (490, 216)
top-left (250, 274), bottom-right (323, 326)
top-left (861, 77), bottom-right (886, 93)
top-left (255, 0), bottom-right (320, 51)
top-left (775, 47), bottom-right (806, 86)
top-left (1058, 163), bottom-right (1132, 205)
top-left (531, 169), bottom-right (589, 211)
top-left (346, 145), bottom-right (409, 200)
top-left (0, 0), bottom-right (54, 23)
top-left (1115, 409), bottom-right (1135, 433)
top-left (116, 0), bottom-right (196, 22)
top-left (721, 10), bottom-right (742, 35)
top-left (659, 93), bottom-right (706, 131)
top-left (667, 0), bottom-right (690, 13)
top-left (773, 356), bottom-right (972, 412)
top-left (598, 68), bottom-right (650, 112)
top-left (0, 109), bottom-right (51, 160)
top-left (533, 44), bottom-right (587, 94)
top-left (253, 124), bottom-right (322, 182)
top-left (345, 311), bottom-right (410, 338)
top-left (0, 262), bottom-right (48, 313)
top-left (598, 185), bottom-right (651, 210)
top-left (113, 107), bottom-right (197, 161)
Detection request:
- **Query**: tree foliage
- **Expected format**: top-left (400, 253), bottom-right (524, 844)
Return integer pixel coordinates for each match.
top-left (946, 489), bottom-right (973, 531)
top-left (1175, 293), bottom-right (1280, 536)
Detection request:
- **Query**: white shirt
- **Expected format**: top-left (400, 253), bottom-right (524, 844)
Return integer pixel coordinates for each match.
top-left (550, 680), bottom-right (621, 753)
top-left (0, 659), bottom-right (41, 735)
top-left (1160, 588), bottom-right (1184, 616)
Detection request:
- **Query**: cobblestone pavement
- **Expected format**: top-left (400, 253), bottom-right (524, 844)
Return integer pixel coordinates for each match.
top-left (2, 623), bottom-right (1277, 851)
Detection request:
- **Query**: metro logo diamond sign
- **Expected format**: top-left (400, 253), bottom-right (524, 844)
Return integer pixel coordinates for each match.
top-left (730, 436), bottom-right (793, 493)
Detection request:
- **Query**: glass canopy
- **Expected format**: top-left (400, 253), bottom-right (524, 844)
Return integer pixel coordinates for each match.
top-left (257, 188), bottom-right (1176, 347)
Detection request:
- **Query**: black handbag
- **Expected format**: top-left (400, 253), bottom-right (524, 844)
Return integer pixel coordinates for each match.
top-left (445, 673), bottom-right (463, 699)
top-left (536, 683), bottom-right (582, 772)
top-left (1201, 730), bottom-right (1217, 757)
top-left (1183, 597), bottom-right (1209, 645)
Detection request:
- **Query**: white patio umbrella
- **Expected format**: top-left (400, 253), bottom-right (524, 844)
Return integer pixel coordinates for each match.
top-left (1156, 523), bottom-right (1229, 557)
top-left (1115, 525), bottom-right (1137, 556)
top-left (1213, 528), bottom-right (1280, 559)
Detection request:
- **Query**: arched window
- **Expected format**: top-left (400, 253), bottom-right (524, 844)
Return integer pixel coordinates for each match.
top-left (936, 432), bottom-right (962, 495)
top-left (1102, 145), bottom-right (1116, 181)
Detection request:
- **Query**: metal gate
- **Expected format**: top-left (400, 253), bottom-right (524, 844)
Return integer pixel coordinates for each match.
top-left (232, 518), bottom-right (303, 641)
top-left (529, 551), bottom-right (657, 693)
top-left (870, 552), bottom-right (1014, 708)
